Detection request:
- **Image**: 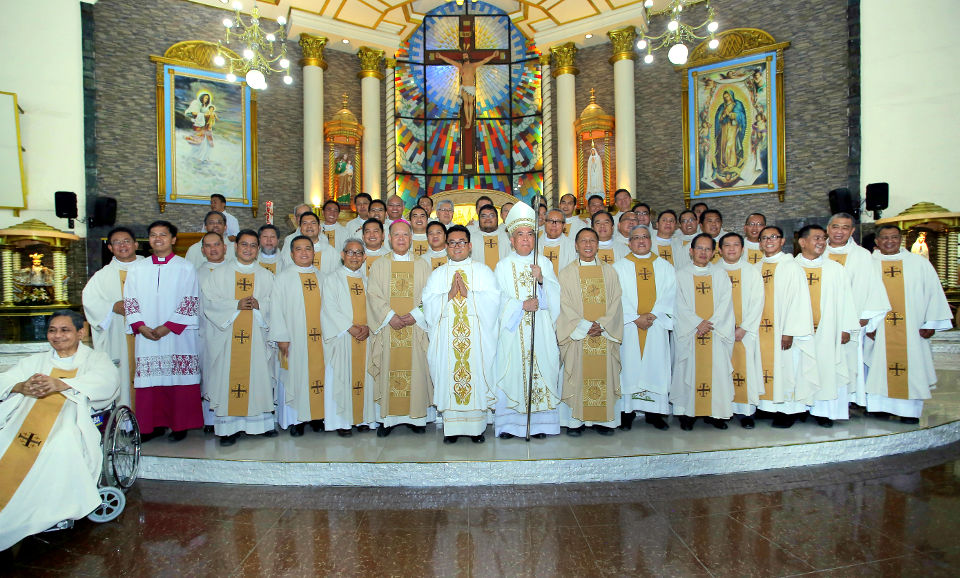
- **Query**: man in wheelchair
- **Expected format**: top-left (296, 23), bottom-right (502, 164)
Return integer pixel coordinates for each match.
top-left (0, 311), bottom-right (119, 551)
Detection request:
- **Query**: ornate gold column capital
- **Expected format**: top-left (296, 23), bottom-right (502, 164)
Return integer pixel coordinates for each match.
top-left (385, 57), bottom-right (397, 69)
top-left (357, 47), bottom-right (385, 80)
top-left (550, 42), bottom-right (578, 77)
top-left (539, 54), bottom-right (551, 67)
top-left (299, 34), bottom-right (328, 70)
top-left (607, 26), bottom-right (637, 64)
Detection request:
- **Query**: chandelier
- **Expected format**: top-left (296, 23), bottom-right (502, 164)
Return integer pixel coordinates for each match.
top-left (213, 1), bottom-right (292, 90)
top-left (636, 0), bottom-right (720, 66)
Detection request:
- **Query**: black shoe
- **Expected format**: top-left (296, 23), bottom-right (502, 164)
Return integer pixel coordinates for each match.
top-left (645, 413), bottom-right (670, 431)
top-left (772, 414), bottom-right (797, 429)
top-left (167, 430), bottom-right (188, 442)
top-left (471, 434), bottom-right (485, 443)
top-left (409, 425), bottom-right (427, 434)
top-left (289, 423), bottom-right (305, 437)
top-left (532, 433), bottom-right (547, 439)
top-left (337, 428), bottom-right (353, 437)
top-left (797, 412), bottom-right (809, 423)
top-left (219, 433), bottom-right (239, 447)
top-left (740, 416), bottom-right (756, 429)
top-left (309, 419), bottom-right (324, 432)
top-left (815, 416), bottom-right (834, 428)
top-left (498, 432), bottom-right (516, 439)
top-left (900, 416), bottom-right (920, 425)
top-left (618, 411), bottom-right (637, 431)
top-left (865, 411), bottom-right (890, 419)
top-left (443, 436), bottom-right (458, 444)
top-left (140, 427), bottom-right (165, 443)
top-left (376, 424), bottom-right (393, 438)
top-left (706, 417), bottom-right (729, 430)
top-left (357, 425), bottom-right (371, 432)
top-left (261, 429), bottom-right (278, 438)
top-left (203, 425), bottom-right (214, 434)
top-left (593, 425), bottom-right (615, 436)
top-left (754, 409), bottom-right (776, 420)
top-left (566, 426), bottom-right (585, 437)
top-left (679, 416), bottom-right (695, 431)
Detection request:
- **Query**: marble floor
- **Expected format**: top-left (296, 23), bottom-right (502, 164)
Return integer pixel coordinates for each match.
top-left (5, 440), bottom-right (960, 576)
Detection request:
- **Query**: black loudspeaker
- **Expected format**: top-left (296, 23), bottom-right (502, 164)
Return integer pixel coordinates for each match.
top-left (92, 197), bottom-right (117, 228)
top-left (828, 187), bottom-right (860, 220)
top-left (55, 191), bottom-right (78, 228)
top-left (865, 182), bottom-right (889, 211)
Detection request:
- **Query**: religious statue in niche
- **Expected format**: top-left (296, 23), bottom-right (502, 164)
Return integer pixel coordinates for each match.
top-left (911, 231), bottom-right (930, 260)
top-left (437, 52), bottom-right (497, 130)
top-left (12, 250), bottom-right (56, 305)
top-left (586, 143), bottom-right (604, 196)
top-left (334, 150), bottom-right (355, 204)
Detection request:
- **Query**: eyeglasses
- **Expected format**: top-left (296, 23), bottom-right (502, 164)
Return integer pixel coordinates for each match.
top-left (634, 211), bottom-right (650, 216)
top-left (680, 218), bottom-right (697, 224)
top-left (237, 241), bottom-right (259, 249)
top-left (343, 250), bottom-right (365, 257)
top-left (110, 239), bottom-right (134, 246)
top-left (545, 219), bottom-right (564, 225)
top-left (448, 240), bottom-right (469, 248)
top-left (746, 221), bottom-right (765, 227)
top-left (437, 208), bottom-right (453, 213)
top-left (760, 235), bottom-right (782, 241)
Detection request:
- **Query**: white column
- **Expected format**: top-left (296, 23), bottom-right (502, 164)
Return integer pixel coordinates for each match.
top-left (385, 58), bottom-right (396, 199)
top-left (551, 43), bottom-right (578, 203)
top-left (358, 47), bottom-right (384, 199)
top-left (608, 27), bottom-right (638, 195)
top-left (299, 35), bottom-right (328, 206)
top-left (540, 55), bottom-right (554, 205)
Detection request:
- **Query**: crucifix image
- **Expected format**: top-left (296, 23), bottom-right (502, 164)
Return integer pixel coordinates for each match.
top-left (437, 51), bottom-right (497, 130)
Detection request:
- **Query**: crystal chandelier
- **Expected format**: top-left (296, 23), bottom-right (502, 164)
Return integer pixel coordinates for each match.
top-left (214, 1), bottom-right (292, 90)
top-left (637, 0), bottom-right (720, 66)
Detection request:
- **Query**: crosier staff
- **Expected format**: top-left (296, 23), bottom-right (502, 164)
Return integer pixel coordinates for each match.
top-left (525, 194), bottom-right (541, 442)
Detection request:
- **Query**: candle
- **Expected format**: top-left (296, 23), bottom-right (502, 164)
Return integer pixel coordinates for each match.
top-left (265, 201), bottom-right (274, 224)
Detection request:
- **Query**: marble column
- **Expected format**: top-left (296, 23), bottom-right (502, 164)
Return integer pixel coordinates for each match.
top-left (551, 43), bottom-right (578, 204)
top-left (299, 34), bottom-right (328, 206)
top-left (607, 26), bottom-right (637, 196)
top-left (385, 58), bottom-right (397, 199)
top-left (539, 54), bottom-right (554, 205)
top-left (358, 47), bottom-right (384, 199)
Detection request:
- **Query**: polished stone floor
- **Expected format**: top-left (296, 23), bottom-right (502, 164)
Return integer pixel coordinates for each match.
top-left (5, 440), bottom-right (960, 577)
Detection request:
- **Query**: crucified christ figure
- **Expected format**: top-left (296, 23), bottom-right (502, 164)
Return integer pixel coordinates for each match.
top-left (437, 52), bottom-right (497, 130)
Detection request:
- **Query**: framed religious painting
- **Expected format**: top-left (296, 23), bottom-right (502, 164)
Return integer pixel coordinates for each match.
top-left (680, 29), bottom-right (789, 206)
top-left (151, 41), bottom-right (258, 215)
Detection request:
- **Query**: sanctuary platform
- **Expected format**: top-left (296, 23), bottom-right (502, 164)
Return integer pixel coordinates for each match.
top-left (140, 335), bottom-right (960, 487)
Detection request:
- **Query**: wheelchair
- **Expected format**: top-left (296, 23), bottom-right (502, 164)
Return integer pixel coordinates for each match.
top-left (85, 404), bottom-right (142, 524)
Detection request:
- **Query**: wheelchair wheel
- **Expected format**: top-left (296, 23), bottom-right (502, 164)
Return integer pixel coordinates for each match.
top-left (103, 405), bottom-right (141, 490)
top-left (87, 486), bottom-right (125, 523)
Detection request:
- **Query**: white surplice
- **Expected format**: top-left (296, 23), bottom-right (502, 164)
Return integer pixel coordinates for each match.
top-left (493, 251), bottom-right (562, 437)
top-left (0, 345), bottom-right (119, 551)
top-left (200, 261), bottom-right (276, 435)
top-left (718, 259), bottom-right (765, 413)
top-left (864, 249), bottom-right (953, 417)
top-left (197, 260), bottom-right (228, 426)
top-left (613, 252), bottom-right (677, 415)
top-left (82, 255), bottom-right (144, 407)
top-left (671, 264), bottom-right (736, 418)
top-left (423, 258), bottom-right (500, 436)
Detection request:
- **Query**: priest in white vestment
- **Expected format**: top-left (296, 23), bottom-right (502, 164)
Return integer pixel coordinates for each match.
top-left (592, 211), bottom-right (629, 264)
top-left (271, 236), bottom-right (329, 436)
top-left (652, 210), bottom-right (683, 267)
top-left (195, 232), bottom-right (229, 428)
top-left (185, 211), bottom-right (235, 269)
top-left (493, 202), bottom-right (562, 439)
top-left (559, 193), bottom-right (586, 238)
top-left (320, 239), bottom-right (378, 435)
top-left (421, 220), bottom-right (449, 271)
top-left (718, 232), bottom-right (764, 428)
top-left (124, 221), bottom-right (203, 441)
top-left (675, 210), bottom-right (700, 268)
top-left (257, 224), bottom-right (284, 275)
top-left (864, 225), bottom-right (953, 422)
top-left (278, 203), bottom-right (312, 254)
top-left (741, 213), bottom-right (767, 265)
top-left (755, 226), bottom-right (818, 428)
top-left (825, 212), bottom-right (890, 406)
top-left (613, 210), bottom-right (639, 253)
top-left (672, 234), bottom-right (736, 429)
top-left (794, 225), bottom-right (859, 426)
top-left (362, 218), bottom-right (392, 273)
top-left (281, 211), bottom-right (340, 274)
top-left (613, 225), bottom-right (676, 431)
top-left (539, 209), bottom-right (576, 277)
top-left (200, 230), bottom-right (277, 445)
top-left (423, 225), bottom-right (500, 442)
top-left (0, 312), bottom-right (119, 551)
top-left (471, 204), bottom-right (509, 271)
top-left (82, 226), bottom-right (143, 408)
top-left (320, 199), bottom-right (348, 251)
top-left (557, 228), bottom-right (624, 434)
top-left (344, 193), bottom-right (372, 236)
top-left (409, 206), bottom-right (432, 260)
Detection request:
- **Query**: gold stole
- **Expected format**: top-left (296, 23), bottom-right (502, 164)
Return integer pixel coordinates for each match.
top-left (0, 367), bottom-right (76, 509)
top-left (387, 260), bottom-right (415, 416)
top-left (625, 254), bottom-right (657, 355)
top-left (802, 267), bottom-right (822, 331)
top-left (828, 252), bottom-right (847, 266)
top-left (543, 244), bottom-right (561, 276)
top-left (227, 272), bottom-right (255, 417)
top-left (711, 248), bottom-right (721, 264)
top-left (259, 260), bottom-right (277, 274)
top-left (482, 234), bottom-right (499, 270)
top-left (365, 253), bottom-right (383, 274)
top-left (451, 269), bottom-right (473, 406)
top-left (563, 223), bottom-right (571, 235)
top-left (597, 248), bottom-right (615, 265)
top-left (300, 272), bottom-right (325, 419)
top-left (693, 275), bottom-right (714, 416)
top-left (881, 260), bottom-right (909, 399)
top-left (579, 266), bottom-right (610, 422)
top-left (758, 261), bottom-right (778, 400)
top-left (656, 243), bottom-right (674, 265)
top-left (727, 268), bottom-right (748, 404)
top-left (118, 269), bottom-right (135, 410)
top-left (323, 228), bottom-right (336, 247)
top-left (747, 248), bottom-right (763, 264)
top-left (430, 254), bottom-right (447, 270)
top-left (312, 251), bottom-right (323, 269)
top-left (412, 239), bottom-right (429, 258)
top-left (348, 277), bottom-right (367, 424)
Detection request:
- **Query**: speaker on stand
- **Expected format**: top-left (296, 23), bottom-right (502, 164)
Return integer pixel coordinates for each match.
top-left (55, 191), bottom-right (78, 229)
top-left (865, 182), bottom-right (889, 220)
top-left (828, 187), bottom-right (861, 221)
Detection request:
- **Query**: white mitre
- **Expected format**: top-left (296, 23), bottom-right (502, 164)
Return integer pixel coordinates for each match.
top-left (503, 201), bottom-right (536, 235)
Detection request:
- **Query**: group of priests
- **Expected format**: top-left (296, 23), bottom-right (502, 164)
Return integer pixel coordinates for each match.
top-left (77, 189), bottom-right (952, 447)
